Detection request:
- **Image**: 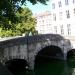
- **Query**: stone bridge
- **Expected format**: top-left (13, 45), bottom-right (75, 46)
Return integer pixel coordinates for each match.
top-left (0, 34), bottom-right (72, 70)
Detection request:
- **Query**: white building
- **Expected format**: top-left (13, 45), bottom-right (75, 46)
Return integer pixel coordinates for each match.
top-left (50, 0), bottom-right (75, 48)
top-left (35, 11), bottom-right (52, 34)
top-left (50, 0), bottom-right (75, 36)
top-left (35, 0), bottom-right (75, 35)
top-left (34, 0), bottom-right (75, 48)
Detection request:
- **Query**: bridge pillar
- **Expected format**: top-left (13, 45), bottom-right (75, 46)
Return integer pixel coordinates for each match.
top-left (63, 48), bottom-right (67, 60)
top-left (63, 52), bottom-right (67, 60)
top-left (60, 40), bottom-right (68, 60)
top-left (28, 54), bottom-right (35, 70)
top-left (29, 59), bottom-right (34, 70)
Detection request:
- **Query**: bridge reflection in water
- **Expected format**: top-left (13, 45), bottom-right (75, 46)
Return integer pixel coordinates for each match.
top-left (3, 56), bottom-right (75, 75)
top-left (0, 34), bottom-right (72, 70)
top-left (0, 34), bottom-right (74, 75)
top-left (5, 59), bottom-right (29, 75)
top-left (34, 56), bottom-right (75, 75)
top-left (0, 43), bottom-right (74, 75)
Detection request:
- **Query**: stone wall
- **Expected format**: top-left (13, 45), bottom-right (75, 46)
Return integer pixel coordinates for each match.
top-left (0, 34), bottom-right (72, 69)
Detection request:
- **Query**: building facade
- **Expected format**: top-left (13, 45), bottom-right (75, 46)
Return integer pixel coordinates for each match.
top-left (50, 0), bottom-right (75, 48)
top-left (50, 0), bottom-right (75, 36)
top-left (34, 0), bottom-right (75, 48)
top-left (35, 11), bottom-right (52, 34)
top-left (35, 0), bottom-right (75, 36)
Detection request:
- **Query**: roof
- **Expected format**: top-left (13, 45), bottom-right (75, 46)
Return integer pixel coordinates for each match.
top-left (34, 11), bottom-right (51, 18)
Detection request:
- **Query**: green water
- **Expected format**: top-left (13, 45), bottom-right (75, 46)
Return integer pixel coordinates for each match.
top-left (13, 57), bottom-right (75, 75)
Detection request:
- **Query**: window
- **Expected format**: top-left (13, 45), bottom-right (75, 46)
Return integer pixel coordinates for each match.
top-left (67, 24), bottom-right (71, 35)
top-left (49, 24), bottom-right (51, 26)
top-left (60, 25), bottom-right (64, 34)
top-left (58, 1), bottom-right (62, 7)
top-left (54, 26), bottom-right (57, 33)
top-left (42, 20), bottom-right (44, 23)
top-left (53, 13), bottom-right (56, 21)
top-left (66, 10), bottom-right (70, 18)
top-left (52, 3), bottom-right (55, 9)
top-left (65, 0), bottom-right (69, 5)
top-left (73, 0), bottom-right (75, 3)
top-left (59, 12), bottom-right (62, 20)
top-left (74, 8), bottom-right (75, 15)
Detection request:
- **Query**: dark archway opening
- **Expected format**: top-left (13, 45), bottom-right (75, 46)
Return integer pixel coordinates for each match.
top-left (67, 49), bottom-right (75, 69)
top-left (67, 49), bottom-right (75, 59)
top-left (35, 45), bottom-right (63, 65)
top-left (5, 59), bottom-right (29, 75)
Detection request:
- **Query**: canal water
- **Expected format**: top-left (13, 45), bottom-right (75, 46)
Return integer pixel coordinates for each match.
top-left (9, 57), bottom-right (75, 75)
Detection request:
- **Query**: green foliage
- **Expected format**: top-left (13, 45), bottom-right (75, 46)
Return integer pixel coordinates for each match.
top-left (0, 7), bottom-right (37, 37)
top-left (0, 0), bottom-right (49, 22)
top-left (0, 0), bottom-right (48, 37)
top-left (15, 7), bottom-right (37, 36)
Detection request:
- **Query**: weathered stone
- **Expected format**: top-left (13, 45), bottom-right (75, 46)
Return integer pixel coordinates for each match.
top-left (0, 34), bottom-right (72, 70)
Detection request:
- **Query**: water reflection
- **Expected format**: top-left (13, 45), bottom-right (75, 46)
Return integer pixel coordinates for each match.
top-left (4, 57), bottom-right (75, 75)
top-left (34, 57), bottom-right (75, 75)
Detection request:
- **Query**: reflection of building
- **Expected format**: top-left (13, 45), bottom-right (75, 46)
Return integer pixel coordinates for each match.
top-left (34, 11), bottom-right (52, 34)
top-left (34, 0), bottom-right (75, 48)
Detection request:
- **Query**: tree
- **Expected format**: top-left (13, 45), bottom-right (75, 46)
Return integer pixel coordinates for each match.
top-left (0, 0), bottom-right (48, 37)
top-left (0, 0), bottom-right (49, 22)
top-left (15, 7), bottom-right (37, 36)
top-left (0, 7), bottom-right (37, 37)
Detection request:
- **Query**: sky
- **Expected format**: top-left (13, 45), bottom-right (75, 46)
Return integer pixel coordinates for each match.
top-left (24, 1), bottom-right (51, 14)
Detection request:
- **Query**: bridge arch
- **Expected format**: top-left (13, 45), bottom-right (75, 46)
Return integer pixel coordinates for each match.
top-left (67, 49), bottom-right (75, 58)
top-left (5, 59), bottom-right (29, 74)
top-left (35, 45), bottom-right (64, 63)
top-left (0, 34), bottom-right (72, 70)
